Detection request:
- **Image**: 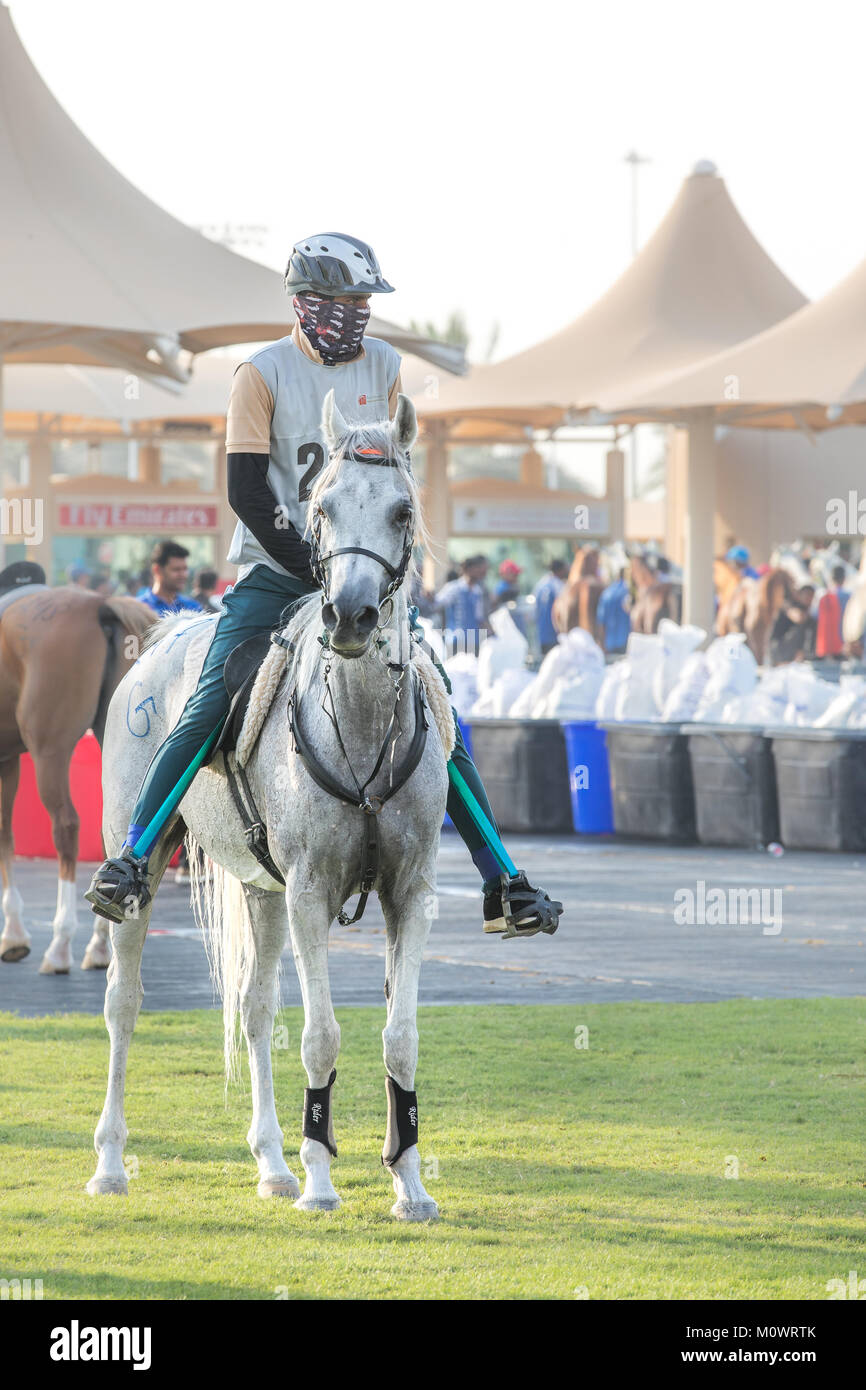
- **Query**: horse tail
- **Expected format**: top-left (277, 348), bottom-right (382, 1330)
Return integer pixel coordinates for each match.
top-left (100, 595), bottom-right (158, 644)
top-left (91, 597), bottom-right (159, 743)
top-left (188, 838), bottom-right (254, 1084)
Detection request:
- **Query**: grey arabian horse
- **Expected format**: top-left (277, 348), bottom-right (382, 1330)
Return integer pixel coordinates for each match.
top-left (89, 391), bottom-right (447, 1219)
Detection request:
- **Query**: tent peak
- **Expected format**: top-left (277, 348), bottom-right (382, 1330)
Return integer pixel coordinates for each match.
top-left (691, 159), bottom-right (719, 178)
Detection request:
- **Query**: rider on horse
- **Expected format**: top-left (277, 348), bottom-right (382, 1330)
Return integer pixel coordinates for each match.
top-left (85, 234), bottom-right (563, 940)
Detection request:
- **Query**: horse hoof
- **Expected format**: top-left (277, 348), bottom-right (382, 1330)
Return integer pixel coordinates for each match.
top-left (0, 943), bottom-right (30, 964)
top-left (39, 943), bottom-right (72, 974)
top-left (0, 922), bottom-right (31, 963)
top-left (39, 959), bottom-right (70, 975)
top-left (258, 1176), bottom-right (302, 1199)
top-left (81, 947), bottom-right (110, 971)
top-left (391, 1198), bottom-right (440, 1222)
top-left (294, 1193), bottom-right (341, 1212)
top-left (86, 1175), bottom-right (128, 1196)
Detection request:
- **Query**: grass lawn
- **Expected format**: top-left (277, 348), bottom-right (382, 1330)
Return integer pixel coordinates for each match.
top-left (0, 998), bottom-right (863, 1300)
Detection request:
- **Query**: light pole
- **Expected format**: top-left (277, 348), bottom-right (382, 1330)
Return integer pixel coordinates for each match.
top-left (623, 149), bottom-right (651, 257)
top-left (623, 151), bottom-right (651, 499)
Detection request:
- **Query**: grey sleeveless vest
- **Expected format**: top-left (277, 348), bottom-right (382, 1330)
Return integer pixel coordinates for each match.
top-left (227, 333), bottom-right (401, 578)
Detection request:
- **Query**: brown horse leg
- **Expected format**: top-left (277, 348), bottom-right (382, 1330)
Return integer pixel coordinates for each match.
top-left (29, 745), bottom-right (80, 975)
top-left (81, 829), bottom-right (112, 973)
top-left (0, 757), bottom-right (30, 963)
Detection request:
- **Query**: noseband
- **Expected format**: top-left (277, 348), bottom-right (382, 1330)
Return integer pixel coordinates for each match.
top-left (309, 447), bottom-right (415, 607)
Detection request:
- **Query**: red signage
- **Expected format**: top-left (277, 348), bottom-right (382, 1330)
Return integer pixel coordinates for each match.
top-left (58, 502), bottom-right (219, 531)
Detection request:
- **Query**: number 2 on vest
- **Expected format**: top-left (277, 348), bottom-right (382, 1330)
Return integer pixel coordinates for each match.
top-left (297, 442), bottom-right (325, 502)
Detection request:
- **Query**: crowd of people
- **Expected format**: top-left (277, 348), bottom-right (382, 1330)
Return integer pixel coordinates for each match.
top-left (412, 555), bottom-right (571, 657)
top-left (61, 537), bottom-right (861, 668)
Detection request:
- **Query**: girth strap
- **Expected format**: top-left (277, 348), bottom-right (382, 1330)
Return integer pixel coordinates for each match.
top-left (225, 755), bottom-right (286, 887)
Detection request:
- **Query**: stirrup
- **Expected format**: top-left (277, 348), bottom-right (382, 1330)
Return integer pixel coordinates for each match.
top-left (84, 851), bottom-right (151, 924)
top-left (492, 871), bottom-right (562, 940)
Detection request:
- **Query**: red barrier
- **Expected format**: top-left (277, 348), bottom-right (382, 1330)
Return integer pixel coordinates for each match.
top-left (11, 735), bottom-right (182, 866)
top-left (13, 733), bottom-right (104, 860)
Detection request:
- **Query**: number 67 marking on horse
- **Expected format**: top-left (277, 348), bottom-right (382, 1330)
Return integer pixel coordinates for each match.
top-left (125, 683), bottom-right (157, 738)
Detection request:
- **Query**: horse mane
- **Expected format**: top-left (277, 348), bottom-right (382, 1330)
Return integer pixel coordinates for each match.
top-left (140, 611), bottom-right (203, 653)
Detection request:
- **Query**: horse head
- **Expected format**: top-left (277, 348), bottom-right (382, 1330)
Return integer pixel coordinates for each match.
top-left (309, 389), bottom-right (421, 658)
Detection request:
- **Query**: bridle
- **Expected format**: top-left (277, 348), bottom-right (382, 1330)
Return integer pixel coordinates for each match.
top-left (287, 436), bottom-right (428, 926)
top-left (309, 445), bottom-right (415, 608)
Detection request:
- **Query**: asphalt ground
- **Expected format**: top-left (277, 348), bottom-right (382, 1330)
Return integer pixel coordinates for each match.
top-left (1, 833), bottom-right (863, 1016)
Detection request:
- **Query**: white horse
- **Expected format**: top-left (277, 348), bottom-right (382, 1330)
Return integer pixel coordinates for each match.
top-left (88, 392), bottom-right (448, 1220)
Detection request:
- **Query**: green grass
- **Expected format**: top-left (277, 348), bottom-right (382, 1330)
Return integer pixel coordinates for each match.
top-left (0, 999), bottom-right (864, 1300)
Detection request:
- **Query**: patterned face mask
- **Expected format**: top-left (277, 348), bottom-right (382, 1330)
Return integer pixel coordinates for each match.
top-left (293, 292), bottom-right (371, 365)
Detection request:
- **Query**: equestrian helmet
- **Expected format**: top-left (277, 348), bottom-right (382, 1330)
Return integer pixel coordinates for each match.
top-left (285, 234), bottom-right (395, 297)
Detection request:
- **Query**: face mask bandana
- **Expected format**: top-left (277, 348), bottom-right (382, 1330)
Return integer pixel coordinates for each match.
top-left (293, 292), bottom-right (371, 365)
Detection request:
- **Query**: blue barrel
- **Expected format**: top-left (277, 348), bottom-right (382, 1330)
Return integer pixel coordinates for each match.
top-left (561, 720), bottom-right (614, 834)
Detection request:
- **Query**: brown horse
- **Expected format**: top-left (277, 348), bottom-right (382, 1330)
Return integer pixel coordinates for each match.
top-left (629, 553), bottom-right (682, 635)
top-left (552, 547), bottom-right (606, 641)
top-left (0, 581), bottom-right (155, 972)
top-left (714, 559), bottom-right (794, 664)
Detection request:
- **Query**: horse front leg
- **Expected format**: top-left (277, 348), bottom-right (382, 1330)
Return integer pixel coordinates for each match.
top-left (380, 879), bottom-right (439, 1222)
top-left (87, 832), bottom-right (179, 1195)
top-left (87, 904), bottom-right (149, 1194)
top-left (0, 755), bottom-right (30, 964)
top-left (240, 884), bottom-right (301, 1199)
top-left (286, 877), bottom-right (341, 1212)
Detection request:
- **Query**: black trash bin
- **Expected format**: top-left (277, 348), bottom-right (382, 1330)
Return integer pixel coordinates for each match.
top-left (769, 728), bottom-right (866, 852)
top-left (600, 721), bottom-right (696, 842)
top-left (685, 724), bottom-right (779, 848)
top-left (465, 718), bottom-right (573, 833)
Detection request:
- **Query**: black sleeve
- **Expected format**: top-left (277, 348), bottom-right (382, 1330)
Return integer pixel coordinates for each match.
top-left (227, 452), bottom-right (315, 584)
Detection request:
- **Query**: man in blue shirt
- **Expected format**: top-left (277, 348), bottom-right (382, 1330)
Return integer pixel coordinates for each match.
top-left (597, 568), bottom-right (632, 653)
top-left (532, 558), bottom-right (569, 655)
top-left (435, 555), bottom-right (489, 656)
top-left (136, 540), bottom-right (202, 618)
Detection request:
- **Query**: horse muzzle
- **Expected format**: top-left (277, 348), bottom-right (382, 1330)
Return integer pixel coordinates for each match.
top-left (321, 597), bottom-right (380, 657)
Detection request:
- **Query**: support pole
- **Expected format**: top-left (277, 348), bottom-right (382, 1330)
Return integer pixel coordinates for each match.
top-left (605, 445), bottom-right (626, 544)
top-left (683, 411), bottom-right (717, 631)
top-left (27, 432), bottom-right (54, 581)
top-left (421, 421), bottom-right (449, 592)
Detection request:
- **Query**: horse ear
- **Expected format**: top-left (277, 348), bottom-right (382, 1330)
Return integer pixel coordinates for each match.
top-left (321, 389), bottom-right (350, 450)
top-left (390, 394), bottom-right (418, 452)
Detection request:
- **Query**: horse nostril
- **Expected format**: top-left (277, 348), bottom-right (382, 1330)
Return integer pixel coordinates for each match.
top-left (321, 603), bottom-right (338, 631)
top-left (353, 606), bottom-right (379, 636)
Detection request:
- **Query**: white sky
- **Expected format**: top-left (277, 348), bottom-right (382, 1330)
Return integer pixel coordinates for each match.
top-left (9, 0), bottom-right (866, 360)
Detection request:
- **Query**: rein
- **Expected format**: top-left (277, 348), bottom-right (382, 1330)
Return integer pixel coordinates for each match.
top-left (288, 654), bottom-right (429, 924)
top-left (301, 441), bottom-right (426, 922)
top-left (232, 435), bottom-right (429, 924)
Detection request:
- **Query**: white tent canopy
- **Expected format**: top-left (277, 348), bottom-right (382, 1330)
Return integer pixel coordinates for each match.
top-left (596, 250), bottom-right (866, 431)
top-left (415, 162), bottom-right (805, 428)
top-left (0, 3), bottom-right (464, 379)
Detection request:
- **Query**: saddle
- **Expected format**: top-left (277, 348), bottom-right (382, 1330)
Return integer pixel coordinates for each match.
top-left (207, 629), bottom-right (294, 887)
top-left (212, 631), bottom-right (274, 758)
